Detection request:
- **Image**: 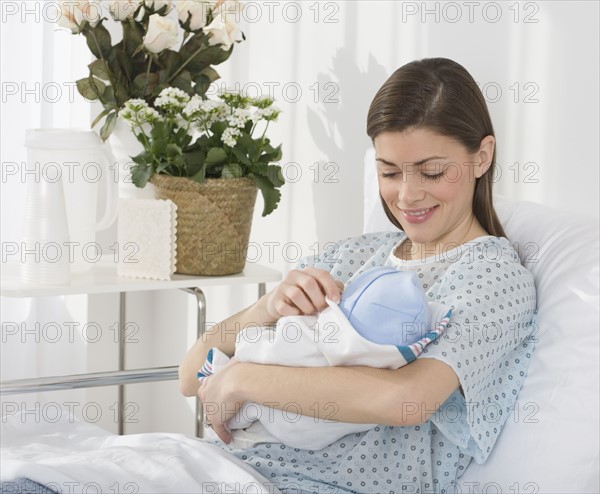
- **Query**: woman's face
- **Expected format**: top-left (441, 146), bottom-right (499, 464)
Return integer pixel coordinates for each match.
top-left (374, 128), bottom-right (493, 250)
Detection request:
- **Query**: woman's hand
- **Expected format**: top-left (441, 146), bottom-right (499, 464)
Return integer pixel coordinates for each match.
top-left (198, 358), bottom-right (245, 444)
top-left (261, 267), bottom-right (344, 323)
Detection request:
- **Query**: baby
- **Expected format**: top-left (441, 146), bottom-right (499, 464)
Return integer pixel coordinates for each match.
top-left (198, 266), bottom-right (451, 450)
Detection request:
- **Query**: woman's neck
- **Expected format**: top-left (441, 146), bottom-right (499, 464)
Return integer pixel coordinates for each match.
top-left (396, 217), bottom-right (488, 261)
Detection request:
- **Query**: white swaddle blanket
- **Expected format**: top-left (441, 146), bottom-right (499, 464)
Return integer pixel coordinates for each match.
top-left (202, 299), bottom-right (451, 450)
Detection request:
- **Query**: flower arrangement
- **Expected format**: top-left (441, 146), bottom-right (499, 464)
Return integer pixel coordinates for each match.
top-left (57, 0), bottom-right (245, 140)
top-left (119, 87), bottom-right (284, 216)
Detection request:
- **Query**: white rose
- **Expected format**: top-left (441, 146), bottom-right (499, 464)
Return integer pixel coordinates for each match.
top-left (108, 0), bottom-right (142, 21)
top-left (144, 0), bottom-right (172, 10)
top-left (143, 13), bottom-right (179, 53)
top-left (175, 0), bottom-right (211, 31)
top-left (205, 1), bottom-right (244, 51)
top-left (58, 0), bottom-right (101, 33)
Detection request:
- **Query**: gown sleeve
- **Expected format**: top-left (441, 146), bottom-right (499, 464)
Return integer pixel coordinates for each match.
top-left (419, 238), bottom-right (538, 463)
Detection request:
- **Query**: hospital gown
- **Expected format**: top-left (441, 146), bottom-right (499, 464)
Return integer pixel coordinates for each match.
top-left (225, 232), bottom-right (537, 494)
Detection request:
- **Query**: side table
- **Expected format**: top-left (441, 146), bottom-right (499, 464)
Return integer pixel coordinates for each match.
top-left (0, 260), bottom-right (281, 436)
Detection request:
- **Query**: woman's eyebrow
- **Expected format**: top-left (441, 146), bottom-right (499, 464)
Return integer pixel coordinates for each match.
top-left (375, 156), bottom-right (447, 167)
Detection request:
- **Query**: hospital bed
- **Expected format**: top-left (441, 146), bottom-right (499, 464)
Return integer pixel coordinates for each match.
top-left (1, 152), bottom-right (598, 493)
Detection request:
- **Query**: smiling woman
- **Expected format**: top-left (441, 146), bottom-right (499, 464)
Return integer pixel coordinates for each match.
top-left (177, 57), bottom-right (537, 492)
top-left (367, 58), bottom-right (507, 259)
top-left (374, 128), bottom-right (495, 260)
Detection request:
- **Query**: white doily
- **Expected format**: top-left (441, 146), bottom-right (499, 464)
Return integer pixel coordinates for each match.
top-left (117, 198), bottom-right (177, 281)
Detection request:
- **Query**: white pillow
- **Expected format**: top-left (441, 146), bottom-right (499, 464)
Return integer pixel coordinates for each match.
top-left (363, 149), bottom-right (600, 493)
top-left (459, 199), bottom-right (599, 493)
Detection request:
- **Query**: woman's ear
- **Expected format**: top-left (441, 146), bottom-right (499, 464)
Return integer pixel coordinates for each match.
top-left (474, 135), bottom-right (495, 178)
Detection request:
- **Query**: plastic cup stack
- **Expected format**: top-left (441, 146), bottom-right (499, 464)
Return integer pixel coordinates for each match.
top-left (21, 134), bottom-right (71, 285)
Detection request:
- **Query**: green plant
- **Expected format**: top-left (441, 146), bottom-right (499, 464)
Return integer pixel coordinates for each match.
top-left (119, 88), bottom-right (285, 216)
top-left (57, 0), bottom-right (244, 140)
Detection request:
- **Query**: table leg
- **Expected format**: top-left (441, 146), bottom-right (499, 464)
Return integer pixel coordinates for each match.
top-left (183, 288), bottom-right (206, 438)
top-left (118, 292), bottom-right (126, 435)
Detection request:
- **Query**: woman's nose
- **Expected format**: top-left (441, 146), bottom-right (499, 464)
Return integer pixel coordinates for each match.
top-left (396, 172), bottom-right (426, 204)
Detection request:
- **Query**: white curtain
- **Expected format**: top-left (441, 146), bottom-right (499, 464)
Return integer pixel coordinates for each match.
top-left (1, 0), bottom-right (94, 418)
top-left (2, 0), bottom-right (598, 433)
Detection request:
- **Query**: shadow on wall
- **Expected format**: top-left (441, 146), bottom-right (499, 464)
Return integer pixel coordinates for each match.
top-left (307, 47), bottom-right (388, 244)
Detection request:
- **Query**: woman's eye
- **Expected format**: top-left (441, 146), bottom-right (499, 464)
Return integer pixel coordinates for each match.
top-left (423, 172), bottom-right (444, 180)
top-left (380, 171), bottom-right (401, 178)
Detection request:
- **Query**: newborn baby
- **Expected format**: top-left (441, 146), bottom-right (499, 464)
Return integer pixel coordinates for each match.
top-left (198, 266), bottom-right (451, 450)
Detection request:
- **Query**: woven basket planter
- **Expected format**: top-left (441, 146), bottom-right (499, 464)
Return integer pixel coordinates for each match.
top-left (151, 175), bottom-right (258, 276)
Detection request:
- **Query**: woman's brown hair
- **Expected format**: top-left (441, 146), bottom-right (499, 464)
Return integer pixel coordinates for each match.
top-left (366, 57), bottom-right (506, 238)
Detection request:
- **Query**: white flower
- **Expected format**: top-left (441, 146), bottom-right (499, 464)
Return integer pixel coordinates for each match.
top-left (144, 0), bottom-right (172, 11)
top-left (222, 127), bottom-right (241, 147)
top-left (205, 0), bottom-right (244, 50)
top-left (201, 99), bottom-right (222, 113)
top-left (227, 108), bottom-right (251, 129)
top-left (107, 0), bottom-right (142, 21)
top-left (182, 95), bottom-right (202, 117)
top-left (256, 106), bottom-right (280, 121)
top-left (58, 0), bottom-right (101, 33)
top-left (155, 87), bottom-right (191, 112)
top-left (175, 0), bottom-right (211, 31)
top-left (119, 99), bottom-right (163, 127)
top-left (143, 13), bottom-right (179, 53)
top-left (214, 0), bottom-right (242, 16)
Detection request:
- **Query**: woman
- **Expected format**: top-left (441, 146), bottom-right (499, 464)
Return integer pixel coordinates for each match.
top-left (179, 57), bottom-right (537, 493)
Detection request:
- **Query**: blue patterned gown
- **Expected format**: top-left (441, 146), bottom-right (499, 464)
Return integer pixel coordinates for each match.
top-left (225, 232), bottom-right (537, 494)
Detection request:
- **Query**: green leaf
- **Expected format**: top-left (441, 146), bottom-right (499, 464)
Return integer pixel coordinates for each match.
top-left (192, 74), bottom-right (211, 97)
top-left (156, 161), bottom-right (172, 174)
top-left (200, 66), bottom-right (220, 83)
top-left (257, 143), bottom-right (283, 164)
top-left (253, 175), bottom-right (282, 217)
top-left (76, 77), bottom-right (99, 101)
top-left (122, 18), bottom-right (144, 56)
top-left (88, 59), bottom-right (111, 81)
top-left (183, 150), bottom-right (206, 176)
top-left (101, 85), bottom-right (118, 109)
top-left (83, 24), bottom-right (112, 60)
top-left (131, 43), bottom-right (145, 58)
top-left (90, 108), bottom-right (110, 129)
top-left (100, 112), bottom-right (118, 141)
top-left (89, 76), bottom-right (107, 98)
top-left (192, 66), bottom-right (220, 96)
top-left (166, 143), bottom-right (182, 158)
top-left (169, 70), bottom-right (193, 94)
top-left (268, 165), bottom-right (285, 187)
top-left (160, 50), bottom-right (184, 76)
top-left (178, 33), bottom-right (206, 61)
top-left (132, 152), bottom-right (152, 166)
top-left (108, 48), bottom-right (136, 102)
top-left (222, 163), bottom-right (243, 178)
top-left (131, 162), bottom-right (154, 188)
top-left (133, 72), bottom-right (160, 98)
top-left (190, 162), bottom-right (207, 183)
top-left (183, 42), bottom-right (233, 73)
top-left (231, 147), bottom-right (251, 167)
top-left (205, 147), bottom-right (228, 165)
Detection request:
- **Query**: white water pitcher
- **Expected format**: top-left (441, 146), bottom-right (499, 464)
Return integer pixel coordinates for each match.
top-left (23, 129), bottom-right (119, 277)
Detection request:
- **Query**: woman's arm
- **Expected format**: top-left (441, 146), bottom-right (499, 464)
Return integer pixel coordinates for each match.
top-left (178, 302), bottom-right (267, 397)
top-left (200, 356), bottom-right (460, 443)
top-left (178, 267), bottom-right (344, 397)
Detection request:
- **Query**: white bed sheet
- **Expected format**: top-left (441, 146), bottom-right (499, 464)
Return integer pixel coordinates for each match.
top-left (0, 411), bottom-right (280, 493)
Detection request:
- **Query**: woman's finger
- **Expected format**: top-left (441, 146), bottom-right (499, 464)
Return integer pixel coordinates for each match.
top-left (279, 281), bottom-right (319, 315)
top-left (210, 419), bottom-right (232, 444)
top-left (295, 268), bottom-right (343, 306)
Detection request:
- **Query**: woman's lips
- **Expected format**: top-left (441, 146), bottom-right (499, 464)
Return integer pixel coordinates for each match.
top-left (401, 205), bottom-right (439, 224)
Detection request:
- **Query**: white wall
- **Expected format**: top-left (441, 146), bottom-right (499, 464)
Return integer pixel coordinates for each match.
top-left (1, 1), bottom-right (598, 434)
